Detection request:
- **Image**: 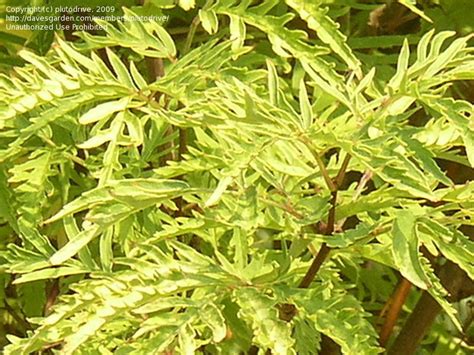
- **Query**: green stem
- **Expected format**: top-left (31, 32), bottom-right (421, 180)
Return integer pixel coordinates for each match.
top-left (301, 136), bottom-right (337, 192)
top-left (183, 16), bottom-right (201, 55)
top-left (3, 300), bottom-right (32, 332)
top-left (183, 0), bottom-right (213, 54)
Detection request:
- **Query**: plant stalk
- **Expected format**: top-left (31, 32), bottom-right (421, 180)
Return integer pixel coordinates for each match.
top-left (298, 155), bottom-right (351, 288)
top-left (379, 278), bottom-right (412, 346)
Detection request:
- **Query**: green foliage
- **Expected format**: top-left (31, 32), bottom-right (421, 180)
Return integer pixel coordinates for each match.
top-left (0, 0), bottom-right (473, 353)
